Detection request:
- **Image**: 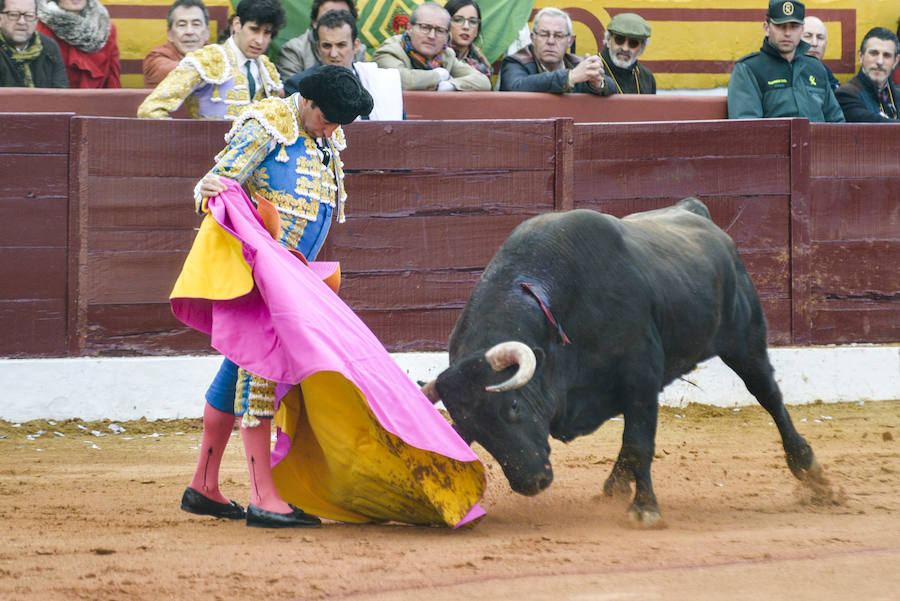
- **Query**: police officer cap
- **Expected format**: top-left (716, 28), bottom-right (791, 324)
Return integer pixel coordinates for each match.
top-left (298, 65), bottom-right (374, 125)
top-left (767, 0), bottom-right (805, 24)
top-left (607, 13), bottom-right (651, 39)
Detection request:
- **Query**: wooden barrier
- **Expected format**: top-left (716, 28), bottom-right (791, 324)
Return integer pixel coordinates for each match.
top-left (0, 112), bottom-right (896, 358)
top-left (0, 88), bottom-right (727, 123)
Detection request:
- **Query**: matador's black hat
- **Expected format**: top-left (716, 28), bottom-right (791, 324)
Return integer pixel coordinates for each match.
top-left (298, 65), bottom-right (374, 124)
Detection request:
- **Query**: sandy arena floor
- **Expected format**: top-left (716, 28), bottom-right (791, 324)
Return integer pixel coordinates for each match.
top-left (1, 400), bottom-right (898, 601)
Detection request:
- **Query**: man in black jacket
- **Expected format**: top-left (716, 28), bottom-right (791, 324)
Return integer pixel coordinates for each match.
top-left (499, 6), bottom-right (614, 95)
top-left (599, 12), bottom-right (656, 94)
top-left (835, 27), bottom-right (899, 122)
top-left (0, 0), bottom-right (67, 87)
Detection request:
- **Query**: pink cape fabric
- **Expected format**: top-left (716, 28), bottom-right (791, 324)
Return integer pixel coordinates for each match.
top-left (170, 180), bottom-right (485, 525)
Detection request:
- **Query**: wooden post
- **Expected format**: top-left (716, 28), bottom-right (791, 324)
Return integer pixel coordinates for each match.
top-left (67, 117), bottom-right (89, 356)
top-left (554, 118), bottom-right (575, 211)
top-left (788, 118), bottom-right (812, 345)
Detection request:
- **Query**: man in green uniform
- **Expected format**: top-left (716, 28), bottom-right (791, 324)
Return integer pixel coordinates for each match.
top-left (727, 0), bottom-right (844, 122)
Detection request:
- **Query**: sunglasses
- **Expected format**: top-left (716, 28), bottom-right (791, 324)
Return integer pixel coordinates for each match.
top-left (613, 34), bottom-right (643, 49)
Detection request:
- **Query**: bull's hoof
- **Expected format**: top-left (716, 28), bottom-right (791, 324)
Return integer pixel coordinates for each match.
top-left (626, 504), bottom-right (665, 528)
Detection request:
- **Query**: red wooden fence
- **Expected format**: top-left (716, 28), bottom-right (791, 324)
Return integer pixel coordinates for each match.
top-left (0, 113), bottom-right (897, 358)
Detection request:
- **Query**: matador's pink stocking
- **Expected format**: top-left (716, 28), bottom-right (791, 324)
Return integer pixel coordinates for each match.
top-left (188, 403), bottom-right (235, 504)
top-left (242, 418), bottom-right (293, 514)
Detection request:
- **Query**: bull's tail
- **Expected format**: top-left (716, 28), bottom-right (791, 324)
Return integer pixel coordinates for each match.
top-left (676, 197), bottom-right (711, 220)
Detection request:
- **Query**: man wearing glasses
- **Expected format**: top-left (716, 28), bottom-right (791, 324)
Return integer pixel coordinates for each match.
top-left (599, 12), bottom-right (656, 94)
top-left (0, 0), bottom-right (68, 87)
top-left (499, 7), bottom-right (614, 95)
top-left (372, 1), bottom-right (489, 91)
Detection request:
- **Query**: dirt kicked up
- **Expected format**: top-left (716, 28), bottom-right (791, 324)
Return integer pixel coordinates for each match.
top-left (1, 400), bottom-right (898, 601)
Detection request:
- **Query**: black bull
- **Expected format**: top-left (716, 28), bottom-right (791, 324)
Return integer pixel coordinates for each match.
top-left (423, 198), bottom-right (826, 526)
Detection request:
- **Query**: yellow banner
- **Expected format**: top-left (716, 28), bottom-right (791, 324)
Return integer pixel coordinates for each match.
top-left (108, 0), bottom-right (896, 89)
top-left (532, 0), bottom-right (899, 88)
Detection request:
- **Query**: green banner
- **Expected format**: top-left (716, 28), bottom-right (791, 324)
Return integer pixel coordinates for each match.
top-left (267, 0), bottom-right (534, 64)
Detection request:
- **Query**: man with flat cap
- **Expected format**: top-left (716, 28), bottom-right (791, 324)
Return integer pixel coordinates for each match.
top-left (181, 64), bottom-right (374, 528)
top-left (599, 12), bottom-right (656, 94)
top-left (728, 0), bottom-right (844, 121)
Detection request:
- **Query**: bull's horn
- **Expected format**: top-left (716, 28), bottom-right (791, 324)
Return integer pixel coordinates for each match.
top-left (420, 379), bottom-right (440, 404)
top-left (484, 341), bottom-right (536, 392)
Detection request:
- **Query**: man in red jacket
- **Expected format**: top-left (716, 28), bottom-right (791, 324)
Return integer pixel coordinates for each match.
top-left (142, 0), bottom-right (210, 88)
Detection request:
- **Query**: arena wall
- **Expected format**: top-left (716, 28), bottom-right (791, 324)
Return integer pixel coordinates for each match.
top-left (0, 110), bottom-right (897, 359)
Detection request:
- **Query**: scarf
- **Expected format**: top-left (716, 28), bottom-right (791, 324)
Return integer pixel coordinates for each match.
top-left (0, 31), bottom-right (43, 86)
top-left (402, 31), bottom-right (444, 69)
top-left (457, 44), bottom-right (491, 77)
top-left (37, 0), bottom-right (110, 53)
top-left (877, 85), bottom-right (897, 119)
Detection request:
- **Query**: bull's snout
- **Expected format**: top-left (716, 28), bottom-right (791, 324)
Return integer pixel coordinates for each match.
top-left (508, 463), bottom-right (553, 496)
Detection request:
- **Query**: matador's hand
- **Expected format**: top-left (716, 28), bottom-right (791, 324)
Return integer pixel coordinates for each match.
top-left (198, 173), bottom-right (228, 198)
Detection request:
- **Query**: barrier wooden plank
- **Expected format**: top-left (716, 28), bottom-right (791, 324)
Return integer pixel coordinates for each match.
top-left (86, 304), bottom-right (210, 355)
top-left (0, 299), bottom-right (68, 357)
top-left (574, 120), bottom-right (792, 202)
top-left (810, 123), bottom-right (900, 178)
top-left (340, 120), bottom-right (563, 170)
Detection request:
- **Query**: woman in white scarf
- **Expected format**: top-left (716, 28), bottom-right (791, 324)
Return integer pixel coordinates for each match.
top-left (36, 0), bottom-right (119, 87)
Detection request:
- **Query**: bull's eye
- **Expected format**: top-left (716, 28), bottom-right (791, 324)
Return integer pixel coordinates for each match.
top-left (507, 398), bottom-right (520, 422)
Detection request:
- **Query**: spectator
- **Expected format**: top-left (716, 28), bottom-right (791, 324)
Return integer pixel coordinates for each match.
top-left (444, 0), bottom-right (490, 77)
top-left (499, 6), bottom-right (613, 95)
top-left (599, 12), bottom-right (656, 94)
top-left (372, 1), bottom-right (490, 91)
top-left (835, 27), bottom-right (899, 122)
top-left (36, 0), bottom-right (119, 88)
top-left (276, 0), bottom-right (366, 80)
top-left (284, 10), bottom-right (402, 120)
top-left (801, 16), bottom-right (839, 90)
top-left (137, 0), bottom-right (284, 120)
top-left (142, 0), bottom-right (210, 88)
top-left (1, 0), bottom-right (67, 87)
top-left (727, 0), bottom-right (844, 122)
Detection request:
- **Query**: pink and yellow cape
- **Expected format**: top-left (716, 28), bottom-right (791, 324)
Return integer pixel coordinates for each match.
top-left (170, 179), bottom-right (485, 527)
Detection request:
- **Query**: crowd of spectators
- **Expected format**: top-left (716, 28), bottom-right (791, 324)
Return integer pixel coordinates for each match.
top-left (2, 0), bottom-right (897, 123)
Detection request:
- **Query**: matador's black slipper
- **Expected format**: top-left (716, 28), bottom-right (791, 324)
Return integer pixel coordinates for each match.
top-left (246, 503), bottom-right (322, 528)
top-left (180, 487), bottom-right (246, 519)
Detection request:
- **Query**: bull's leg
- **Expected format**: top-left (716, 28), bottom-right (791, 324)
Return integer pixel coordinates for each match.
top-left (720, 349), bottom-right (821, 481)
top-left (603, 452), bottom-right (634, 498)
top-left (616, 394), bottom-right (662, 526)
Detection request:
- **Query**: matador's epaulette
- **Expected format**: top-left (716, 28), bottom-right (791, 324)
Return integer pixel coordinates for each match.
top-left (225, 97), bottom-right (299, 147)
top-left (182, 44), bottom-right (232, 85)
